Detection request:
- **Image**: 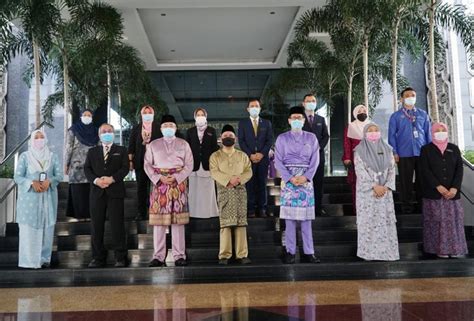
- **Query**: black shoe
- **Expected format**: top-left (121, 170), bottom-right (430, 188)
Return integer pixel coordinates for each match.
top-left (149, 259), bottom-right (166, 267)
top-left (218, 259), bottom-right (229, 265)
top-left (248, 212), bottom-right (256, 218)
top-left (88, 259), bottom-right (106, 268)
top-left (284, 252), bottom-right (296, 264)
top-left (236, 257), bottom-right (251, 265)
top-left (41, 263), bottom-right (51, 269)
top-left (114, 260), bottom-right (128, 268)
top-left (175, 258), bottom-right (188, 266)
top-left (134, 214), bottom-right (147, 221)
top-left (259, 209), bottom-right (268, 218)
top-left (301, 254), bottom-right (321, 264)
top-left (401, 205), bottom-right (414, 214)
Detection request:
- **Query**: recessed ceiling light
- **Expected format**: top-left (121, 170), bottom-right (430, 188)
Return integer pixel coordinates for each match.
top-left (170, 49), bottom-right (175, 52)
top-left (258, 48), bottom-right (263, 51)
top-left (161, 13), bottom-right (166, 16)
top-left (270, 11), bottom-right (275, 15)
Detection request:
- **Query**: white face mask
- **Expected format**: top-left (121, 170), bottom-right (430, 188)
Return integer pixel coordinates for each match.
top-left (195, 116), bottom-right (207, 127)
top-left (249, 107), bottom-right (260, 118)
top-left (305, 102), bottom-right (317, 111)
top-left (404, 97), bottom-right (416, 107)
top-left (81, 116), bottom-right (92, 125)
top-left (434, 131), bottom-right (448, 141)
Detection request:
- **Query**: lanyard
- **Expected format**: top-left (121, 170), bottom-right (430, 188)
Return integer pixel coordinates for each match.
top-left (402, 108), bottom-right (417, 124)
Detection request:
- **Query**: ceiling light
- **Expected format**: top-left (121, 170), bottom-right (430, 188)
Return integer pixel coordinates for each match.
top-left (270, 11), bottom-right (275, 15)
top-left (161, 13), bottom-right (166, 16)
top-left (170, 49), bottom-right (176, 52)
top-left (258, 48), bottom-right (263, 51)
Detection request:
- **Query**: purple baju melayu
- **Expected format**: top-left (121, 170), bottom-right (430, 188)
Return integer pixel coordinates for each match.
top-left (275, 130), bottom-right (320, 255)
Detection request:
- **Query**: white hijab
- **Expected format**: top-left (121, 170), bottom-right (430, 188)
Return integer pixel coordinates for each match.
top-left (26, 130), bottom-right (52, 173)
top-left (347, 105), bottom-right (370, 140)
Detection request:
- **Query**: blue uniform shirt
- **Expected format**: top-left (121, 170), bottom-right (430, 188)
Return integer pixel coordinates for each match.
top-left (388, 107), bottom-right (432, 157)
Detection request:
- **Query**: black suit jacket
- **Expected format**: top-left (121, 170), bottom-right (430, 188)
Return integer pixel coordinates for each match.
top-left (186, 126), bottom-right (219, 171)
top-left (303, 113), bottom-right (329, 157)
top-left (420, 142), bottom-right (463, 200)
top-left (84, 144), bottom-right (129, 199)
top-left (237, 118), bottom-right (273, 160)
top-left (127, 121), bottom-right (162, 170)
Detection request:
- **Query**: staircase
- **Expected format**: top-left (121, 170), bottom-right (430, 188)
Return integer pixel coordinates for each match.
top-left (0, 176), bottom-right (473, 287)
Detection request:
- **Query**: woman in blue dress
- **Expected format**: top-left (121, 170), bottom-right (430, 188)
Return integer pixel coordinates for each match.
top-left (14, 130), bottom-right (63, 269)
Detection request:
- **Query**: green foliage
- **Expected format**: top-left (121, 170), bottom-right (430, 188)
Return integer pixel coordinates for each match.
top-left (464, 151), bottom-right (474, 165)
top-left (0, 164), bottom-right (14, 179)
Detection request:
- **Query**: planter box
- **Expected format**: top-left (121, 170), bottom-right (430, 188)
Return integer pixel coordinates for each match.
top-left (0, 178), bottom-right (16, 236)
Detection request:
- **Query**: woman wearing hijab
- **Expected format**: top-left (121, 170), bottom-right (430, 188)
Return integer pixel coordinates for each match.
top-left (420, 122), bottom-right (468, 258)
top-left (128, 105), bottom-right (162, 221)
top-left (343, 105), bottom-right (370, 214)
top-left (14, 130), bottom-right (63, 269)
top-left (65, 109), bottom-right (99, 220)
top-left (186, 107), bottom-right (219, 219)
top-left (354, 123), bottom-right (399, 261)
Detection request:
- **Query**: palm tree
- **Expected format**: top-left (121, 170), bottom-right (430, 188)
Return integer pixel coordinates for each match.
top-left (0, 0), bottom-right (60, 127)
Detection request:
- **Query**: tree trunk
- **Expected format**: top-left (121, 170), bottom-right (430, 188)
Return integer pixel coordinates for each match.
top-left (428, 0), bottom-right (439, 122)
top-left (106, 62), bottom-right (112, 123)
top-left (347, 74), bottom-right (353, 124)
top-left (63, 54), bottom-right (71, 169)
top-left (32, 37), bottom-right (41, 127)
top-left (363, 34), bottom-right (369, 111)
top-left (391, 16), bottom-right (401, 111)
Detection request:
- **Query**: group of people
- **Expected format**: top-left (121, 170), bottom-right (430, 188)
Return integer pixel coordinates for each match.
top-left (13, 87), bottom-right (468, 269)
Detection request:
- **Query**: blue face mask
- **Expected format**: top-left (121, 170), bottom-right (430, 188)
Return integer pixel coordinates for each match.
top-left (161, 127), bottom-right (176, 138)
top-left (290, 119), bottom-right (304, 130)
top-left (305, 102), bottom-right (317, 111)
top-left (249, 107), bottom-right (260, 118)
top-left (100, 132), bottom-right (114, 144)
top-left (142, 114), bottom-right (154, 122)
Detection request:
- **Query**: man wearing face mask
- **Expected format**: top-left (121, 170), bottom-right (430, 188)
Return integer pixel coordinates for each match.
top-left (275, 107), bottom-right (320, 264)
top-left (210, 125), bottom-right (253, 265)
top-left (237, 99), bottom-right (274, 218)
top-left (301, 94), bottom-right (329, 216)
top-left (144, 115), bottom-right (193, 267)
top-left (128, 105), bottom-right (162, 221)
top-left (388, 87), bottom-right (432, 214)
top-left (84, 123), bottom-right (130, 268)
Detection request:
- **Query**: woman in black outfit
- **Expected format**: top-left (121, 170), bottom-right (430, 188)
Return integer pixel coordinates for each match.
top-left (186, 107), bottom-right (220, 219)
top-left (128, 105), bottom-right (162, 221)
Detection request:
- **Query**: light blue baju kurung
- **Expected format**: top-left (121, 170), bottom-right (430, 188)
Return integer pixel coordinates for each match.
top-left (14, 152), bottom-right (62, 268)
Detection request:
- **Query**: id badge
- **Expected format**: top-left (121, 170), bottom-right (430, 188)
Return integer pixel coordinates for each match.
top-left (39, 172), bottom-right (47, 182)
top-left (413, 130), bottom-right (419, 139)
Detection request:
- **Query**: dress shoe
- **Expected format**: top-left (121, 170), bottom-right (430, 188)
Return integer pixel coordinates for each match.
top-left (301, 254), bottom-right (321, 264)
top-left (175, 258), bottom-right (188, 266)
top-left (248, 212), bottom-right (256, 218)
top-left (283, 252), bottom-right (296, 264)
top-left (88, 259), bottom-right (106, 268)
top-left (149, 259), bottom-right (166, 267)
top-left (114, 260), bottom-right (129, 268)
top-left (218, 259), bottom-right (229, 265)
top-left (259, 209), bottom-right (268, 218)
top-left (41, 263), bottom-right (51, 269)
top-left (236, 257), bottom-right (251, 265)
top-left (134, 214), bottom-right (147, 221)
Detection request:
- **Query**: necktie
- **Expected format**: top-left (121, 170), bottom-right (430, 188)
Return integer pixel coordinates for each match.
top-left (104, 145), bottom-right (110, 162)
top-left (252, 119), bottom-right (258, 136)
top-left (309, 115), bottom-right (314, 126)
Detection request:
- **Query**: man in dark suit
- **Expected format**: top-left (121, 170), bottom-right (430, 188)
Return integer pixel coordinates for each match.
top-left (84, 123), bottom-right (130, 268)
top-left (238, 99), bottom-right (274, 218)
top-left (301, 94), bottom-right (330, 216)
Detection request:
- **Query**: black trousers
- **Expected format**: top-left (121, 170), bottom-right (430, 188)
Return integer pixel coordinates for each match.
top-left (398, 156), bottom-right (422, 209)
top-left (312, 158), bottom-right (325, 215)
top-left (136, 168), bottom-right (151, 217)
top-left (246, 160), bottom-right (269, 212)
top-left (90, 192), bottom-right (127, 262)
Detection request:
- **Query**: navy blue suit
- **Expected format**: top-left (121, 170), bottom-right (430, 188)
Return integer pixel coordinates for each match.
top-left (238, 117), bottom-right (274, 213)
top-left (303, 113), bottom-right (330, 215)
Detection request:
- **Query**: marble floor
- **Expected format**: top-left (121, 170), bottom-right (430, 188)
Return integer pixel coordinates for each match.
top-left (0, 277), bottom-right (473, 320)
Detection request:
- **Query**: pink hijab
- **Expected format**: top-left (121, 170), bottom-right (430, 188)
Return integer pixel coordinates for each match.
top-left (141, 105), bottom-right (154, 144)
top-left (432, 122), bottom-right (449, 155)
top-left (347, 105), bottom-right (370, 140)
